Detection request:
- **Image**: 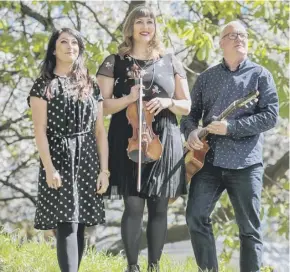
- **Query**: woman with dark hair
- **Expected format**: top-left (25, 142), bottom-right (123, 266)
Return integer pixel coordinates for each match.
top-left (97, 6), bottom-right (191, 272)
top-left (28, 28), bottom-right (109, 272)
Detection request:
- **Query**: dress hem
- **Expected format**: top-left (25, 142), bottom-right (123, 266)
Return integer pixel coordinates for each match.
top-left (34, 219), bottom-right (106, 230)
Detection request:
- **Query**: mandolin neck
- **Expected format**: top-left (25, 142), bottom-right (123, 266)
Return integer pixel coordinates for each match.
top-left (217, 102), bottom-right (238, 121)
top-left (197, 101), bottom-right (238, 140)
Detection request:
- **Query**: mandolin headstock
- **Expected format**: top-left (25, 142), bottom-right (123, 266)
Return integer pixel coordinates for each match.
top-left (235, 90), bottom-right (259, 109)
top-left (218, 90), bottom-right (259, 121)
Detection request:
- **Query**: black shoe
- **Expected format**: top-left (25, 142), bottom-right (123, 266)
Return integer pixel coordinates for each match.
top-left (125, 264), bottom-right (140, 272)
top-left (147, 263), bottom-right (160, 272)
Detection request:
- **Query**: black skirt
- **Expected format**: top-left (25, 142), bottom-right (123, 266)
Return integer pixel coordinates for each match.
top-left (105, 108), bottom-right (187, 199)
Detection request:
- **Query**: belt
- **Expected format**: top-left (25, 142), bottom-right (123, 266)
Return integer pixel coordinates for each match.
top-left (48, 130), bottom-right (91, 161)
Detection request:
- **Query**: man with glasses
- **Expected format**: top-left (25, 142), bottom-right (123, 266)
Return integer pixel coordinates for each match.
top-left (181, 21), bottom-right (279, 272)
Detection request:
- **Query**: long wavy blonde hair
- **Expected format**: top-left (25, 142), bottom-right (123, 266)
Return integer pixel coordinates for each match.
top-left (118, 5), bottom-right (164, 59)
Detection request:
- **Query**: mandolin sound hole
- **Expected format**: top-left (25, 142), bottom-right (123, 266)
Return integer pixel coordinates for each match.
top-left (128, 150), bottom-right (154, 164)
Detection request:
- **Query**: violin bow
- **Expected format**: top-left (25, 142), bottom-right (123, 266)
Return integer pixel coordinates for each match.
top-left (137, 76), bottom-right (143, 192)
top-left (132, 65), bottom-right (143, 193)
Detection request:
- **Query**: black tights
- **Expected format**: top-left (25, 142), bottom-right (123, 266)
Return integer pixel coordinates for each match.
top-left (56, 222), bottom-right (86, 272)
top-left (121, 196), bottom-right (169, 266)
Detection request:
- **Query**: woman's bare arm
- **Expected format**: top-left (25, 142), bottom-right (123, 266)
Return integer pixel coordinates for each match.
top-left (97, 75), bottom-right (138, 116)
top-left (95, 101), bottom-right (109, 171)
top-left (95, 101), bottom-right (109, 194)
top-left (30, 97), bottom-right (54, 171)
top-left (168, 74), bottom-right (191, 116)
top-left (30, 97), bottom-right (61, 189)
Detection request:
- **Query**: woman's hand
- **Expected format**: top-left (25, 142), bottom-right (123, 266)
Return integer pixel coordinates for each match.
top-left (46, 168), bottom-right (62, 190)
top-left (96, 172), bottom-right (109, 195)
top-left (128, 84), bottom-right (143, 103)
top-left (146, 98), bottom-right (173, 115)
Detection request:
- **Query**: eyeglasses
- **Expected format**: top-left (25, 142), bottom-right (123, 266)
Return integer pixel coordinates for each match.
top-left (222, 32), bottom-right (248, 40)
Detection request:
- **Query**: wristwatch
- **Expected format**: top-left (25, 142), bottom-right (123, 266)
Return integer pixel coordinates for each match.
top-left (101, 169), bottom-right (110, 177)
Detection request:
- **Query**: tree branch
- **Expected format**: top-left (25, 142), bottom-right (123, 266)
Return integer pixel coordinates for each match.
top-left (0, 69), bottom-right (20, 76)
top-left (0, 178), bottom-right (36, 206)
top-left (72, 2), bottom-right (81, 31)
top-left (0, 155), bottom-right (37, 205)
top-left (183, 64), bottom-right (200, 76)
top-left (116, 0), bottom-right (146, 33)
top-left (0, 115), bottom-right (29, 132)
top-left (156, 2), bottom-right (176, 51)
top-left (74, 1), bottom-right (118, 42)
top-left (2, 77), bottom-right (23, 113)
top-left (0, 135), bottom-right (34, 145)
top-left (264, 151), bottom-right (289, 187)
top-left (18, 1), bottom-right (55, 31)
top-left (0, 196), bottom-right (36, 202)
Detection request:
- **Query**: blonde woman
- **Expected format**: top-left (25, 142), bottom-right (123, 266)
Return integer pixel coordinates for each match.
top-left (97, 6), bottom-right (191, 272)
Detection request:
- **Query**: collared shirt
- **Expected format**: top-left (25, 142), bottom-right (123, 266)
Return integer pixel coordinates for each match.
top-left (181, 58), bottom-right (279, 169)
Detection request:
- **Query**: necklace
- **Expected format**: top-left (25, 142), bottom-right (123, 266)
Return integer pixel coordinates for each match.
top-left (133, 57), bottom-right (153, 69)
top-left (132, 57), bottom-right (155, 91)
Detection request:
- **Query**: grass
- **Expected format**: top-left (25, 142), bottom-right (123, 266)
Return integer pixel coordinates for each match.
top-left (0, 232), bottom-right (274, 272)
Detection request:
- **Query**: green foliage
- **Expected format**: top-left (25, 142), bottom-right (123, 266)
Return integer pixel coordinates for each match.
top-left (160, 1), bottom-right (289, 117)
top-left (211, 173), bottom-right (289, 259)
top-left (0, 1), bottom-right (288, 268)
top-left (0, 1), bottom-right (288, 116)
top-left (262, 177), bottom-right (289, 239)
top-left (0, 231), bottom-right (274, 272)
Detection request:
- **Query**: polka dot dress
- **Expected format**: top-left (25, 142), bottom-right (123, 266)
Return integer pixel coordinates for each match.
top-left (28, 75), bottom-right (105, 230)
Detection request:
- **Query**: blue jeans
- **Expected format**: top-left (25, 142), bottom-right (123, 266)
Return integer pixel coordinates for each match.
top-left (186, 162), bottom-right (263, 272)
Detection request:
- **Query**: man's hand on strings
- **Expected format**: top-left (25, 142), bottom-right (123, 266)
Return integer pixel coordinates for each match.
top-left (186, 128), bottom-right (204, 151)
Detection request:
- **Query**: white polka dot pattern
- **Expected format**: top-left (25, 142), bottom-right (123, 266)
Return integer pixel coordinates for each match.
top-left (181, 58), bottom-right (279, 169)
top-left (28, 76), bottom-right (105, 230)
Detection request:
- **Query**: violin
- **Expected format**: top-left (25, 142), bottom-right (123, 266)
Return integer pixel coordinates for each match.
top-left (126, 64), bottom-right (163, 192)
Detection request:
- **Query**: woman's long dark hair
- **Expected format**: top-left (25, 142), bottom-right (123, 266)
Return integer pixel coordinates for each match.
top-left (40, 28), bottom-right (92, 99)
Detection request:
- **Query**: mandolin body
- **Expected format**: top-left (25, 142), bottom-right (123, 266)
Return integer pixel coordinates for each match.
top-left (184, 139), bottom-right (210, 183)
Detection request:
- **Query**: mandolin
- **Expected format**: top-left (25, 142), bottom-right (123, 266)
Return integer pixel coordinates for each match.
top-left (184, 90), bottom-right (259, 183)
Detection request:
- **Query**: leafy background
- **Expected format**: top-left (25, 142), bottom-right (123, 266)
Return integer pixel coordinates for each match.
top-left (0, 1), bottom-right (289, 270)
